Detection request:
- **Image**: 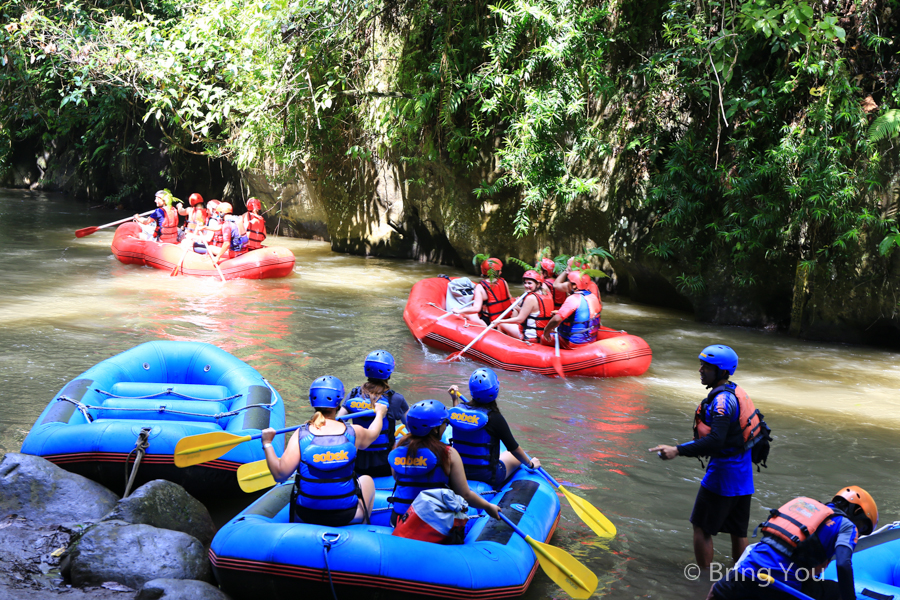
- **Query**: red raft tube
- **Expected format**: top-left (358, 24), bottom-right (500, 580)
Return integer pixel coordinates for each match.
top-left (404, 276), bottom-right (652, 378)
top-left (111, 223), bottom-right (295, 280)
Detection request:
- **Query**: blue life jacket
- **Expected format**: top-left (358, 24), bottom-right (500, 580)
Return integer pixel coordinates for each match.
top-left (448, 405), bottom-right (500, 486)
top-left (387, 445), bottom-right (450, 518)
top-left (292, 423), bottom-right (358, 512)
top-left (558, 291), bottom-right (600, 345)
top-left (344, 388), bottom-right (395, 456)
top-left (224, 216), bottom-right (249, 251)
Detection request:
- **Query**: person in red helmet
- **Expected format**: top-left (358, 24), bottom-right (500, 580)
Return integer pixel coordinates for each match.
top-left (451, 258), bottom-right (514, 329)
top-left (539, 258), bottom-right (561, 300)
top-left (208, 202), bottom-right (248, 264)
top-left (493, 270), bottom-right (554, 341)
top-left (177, 193), bottom-right (208, 242)
top-left (541, 271), bottom-right (601, 348)
top-left (242, 197), bottom-right (267, 251)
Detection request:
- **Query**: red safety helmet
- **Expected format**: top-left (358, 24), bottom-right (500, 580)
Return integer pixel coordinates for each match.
top-left (567, 271), bottom-right (589, 291)
top-left (522, 270), bottom-right (543, 284)
top-left (481, 258), bottom-right (503, 276)
top-left (217, 202), bottom-right (233, 215)
top-left (247, 197), bottom-right (262, 212)
top-left (540, 258), bottom-right (556, 277)
top-left (189, 193), bottom-right (204, 206)
top-left (834, 486), bottom-right (878, 535)
top-left (206, 199), bottom-right (220, 213)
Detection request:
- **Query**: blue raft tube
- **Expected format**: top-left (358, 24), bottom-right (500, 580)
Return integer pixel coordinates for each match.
top-left (20, 341), bottom-right (285, 500)
top-left (823, 521), bottom-right (900, 599)
top-left (210, 468), bottom-right (562, 600)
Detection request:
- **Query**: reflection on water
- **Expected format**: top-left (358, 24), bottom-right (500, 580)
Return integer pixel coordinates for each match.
top-left (2, 189), bottom-right (899, 599)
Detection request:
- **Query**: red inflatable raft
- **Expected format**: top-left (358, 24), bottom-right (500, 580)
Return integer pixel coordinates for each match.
top-left (111, 223), bottom-right (295, 280)
top-left (404, 277), bottom-right (652, 378)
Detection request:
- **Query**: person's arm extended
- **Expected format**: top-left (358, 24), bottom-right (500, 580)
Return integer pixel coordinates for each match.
top-left (512, 447), bottom-right (540, 470)
top-left (833, 545), bottom-right (855, 600)
top-left (455, 286), bottom-right (486, 315)
top-left (496, 296), bottom-right (535, 326)
top-left (447, 448), bottom-right (500, 519)
top-left (354, 402), bottom-right (389, 448)
top-left (261, 428), bottom-right (301, 482)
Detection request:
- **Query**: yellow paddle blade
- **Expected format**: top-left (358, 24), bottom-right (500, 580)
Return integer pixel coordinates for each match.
top-left (173, 431), bottom-right (251, 468)
top-left (236, 459), bottom-right (277, 493)
top-left (559, 485), bottom-right (617, 538)
top-left (526, 534), bottom-right (598, 600)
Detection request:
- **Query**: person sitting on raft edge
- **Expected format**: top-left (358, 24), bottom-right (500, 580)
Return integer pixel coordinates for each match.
top-left (134, 190), bottom-right (179, 244)
top-left (260, 375), bottom-right (388, 527)
top-left (177, 193), bottom-right (207, 243)
top-left (447, 367), bottom-right (541, 489)
top-left (242, 197), bottom-right (267, 250)
top-left (388, 399), bottom-right (501, 526)
top-left (337, 350), bottom-right (409, 478)
top-left (451, 258), bottom-right (521, 339)
top-left (541, 271), bottom-right (601, 349)
top-left (493, 270), bottom-right (555, 342)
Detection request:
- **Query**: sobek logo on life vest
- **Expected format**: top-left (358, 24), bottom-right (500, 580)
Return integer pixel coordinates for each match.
top-left (393, 455), bottom-right (429, 467)
top-left (313, 450), bottom-right (349, 463)
top-left (349, 400), bottom-right (370, 411)
top-left (450, 412), bottom-right (480, 425)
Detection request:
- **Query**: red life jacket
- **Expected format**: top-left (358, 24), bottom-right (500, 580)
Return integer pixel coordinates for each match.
top-left (210, 220), bottom-right (229, 248)
top-left (186, 207), bottom-right (208, 234)
top-left (479, 279), bottom-right (511, 322)
top-left (157, 206), bottom-right (179, 244)
top-left (693, 383), bottom-right (764, 454)
top-left (587, 281), bottom-right (602, 312)
top-left (551, 285), bottom-right (567, 309)
top-left (522, 292), bottom-right (554, 340)
top-left (243, 213), bottom-right (266, 250)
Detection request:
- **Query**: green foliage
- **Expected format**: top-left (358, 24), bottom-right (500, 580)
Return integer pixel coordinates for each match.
top-left (868, 109), bottom-right (900, 143)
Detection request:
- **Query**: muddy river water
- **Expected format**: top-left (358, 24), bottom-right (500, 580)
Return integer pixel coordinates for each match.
top-left (1, 189), bottom-right (898, 599)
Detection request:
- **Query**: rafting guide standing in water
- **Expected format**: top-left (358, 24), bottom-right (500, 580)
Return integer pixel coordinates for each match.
top-left (650, 345), bottom-right (769, 571)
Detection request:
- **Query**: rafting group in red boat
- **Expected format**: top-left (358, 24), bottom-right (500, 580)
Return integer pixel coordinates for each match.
top-left (404, 257), bottom-right (652, 378)
top-left (111, 190), bottom-right (295, 280)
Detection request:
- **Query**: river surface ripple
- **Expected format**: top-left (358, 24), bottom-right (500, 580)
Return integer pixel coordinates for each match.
top-left (1, 189), bottom-right (899, 599)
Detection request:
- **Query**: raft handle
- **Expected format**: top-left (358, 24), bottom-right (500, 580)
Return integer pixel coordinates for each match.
top-left (142, 363), bottom-right (150, 370)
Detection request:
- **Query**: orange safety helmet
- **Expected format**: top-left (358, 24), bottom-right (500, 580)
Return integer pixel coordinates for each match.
top-left (833, 486), bottom-right (878, 535)
top-left (189, 193), bottom-right (204, 206)
top-left (540, 258), bottom-right (556, 277)
top-left (522, 270), bottom-right (543, 284)
top-left (567, 271), bottom-right (589, 291)
top-left (247, 197), bottom-right (262, 212)
top-left (217, 202), bottom-right (233, 215)
top-left (481, 258), bottom-right (503, 276)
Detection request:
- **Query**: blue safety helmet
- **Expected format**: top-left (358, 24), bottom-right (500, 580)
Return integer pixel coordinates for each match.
top-left (468, 367), bottom-right (500, 403)
top-left (698, 345), bottom-right (739, 376)
top-left (308, 375), bottom-right (345, 408)
top-left (364, 350), bottom-right (395, 380)
top-left (406, 400), bottom-right (449, 437)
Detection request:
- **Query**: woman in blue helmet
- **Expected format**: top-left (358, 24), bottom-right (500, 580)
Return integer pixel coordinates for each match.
top-left (388, 400), bottom-right (501, 526)
top-left (447, 367), bottom-right (541, 488)
top-left (261, 375), bottom-right (388, 527)
top-left (337, 350), bottom-right (409, 478)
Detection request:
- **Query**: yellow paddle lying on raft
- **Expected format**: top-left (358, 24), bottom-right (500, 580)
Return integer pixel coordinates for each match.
top-left (173, 410), bottom-right (376, 468)
top-left (499, 509), bottom-right (598, 599)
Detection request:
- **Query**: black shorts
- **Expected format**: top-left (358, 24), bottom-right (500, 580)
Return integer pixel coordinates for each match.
top-left (291, 504), bottom-right (358, 527)
top-left (690, 485), bottom-right (751, 537)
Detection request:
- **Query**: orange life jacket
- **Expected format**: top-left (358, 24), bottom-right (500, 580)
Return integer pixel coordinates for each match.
top-left (243, 213), bottom-right (266, 250)
top-left (479, 279), bottom-right (512, 322)
top-left (693, 383), bottom-right (764, 456)
top-left (157, 206), bottom-right (179, 244)
top-left (186, 207), bottom-right (208, 234)
top-left (522, 292), bottom-right (554, 340)
top-left (758, 497), bottom-right (834, 551)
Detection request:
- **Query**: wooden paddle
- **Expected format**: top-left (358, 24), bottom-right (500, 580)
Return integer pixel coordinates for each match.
top-left (416, 300), bottom-right (474, 337)
top-left (173, 410), bottom-right (375, 468)
top-left (75, 210), bottom-right (154, 238)
top-left (444, 293), bottom-right (526, 362)
top-left (497, 511), bottom-right (598, 599)
top-left (200, 238), bottom-right (227, 283)
top-left (526, 457), bottom-right (617, 539)
top-left (757, 573), bottom-right (816, 600)
top-left (552, 332), bottom-right (566, 379)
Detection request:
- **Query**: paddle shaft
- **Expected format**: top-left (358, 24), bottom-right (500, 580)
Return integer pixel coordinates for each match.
top-left (757, 573), bottom-right (816, 600)
top-left (497, 512), bottom-right (591, 591)
top-left (552, 332), bottom-right (565, 378)
top-left (201, 238), bottom-right (227, 283)
top-left (447, 293), bottom-right (526, 360)
top-left (76, 210), bottom-right (154, 237)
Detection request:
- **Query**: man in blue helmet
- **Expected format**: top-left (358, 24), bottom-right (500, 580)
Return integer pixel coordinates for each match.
top-left (650, 345), bottom-right (758, 570)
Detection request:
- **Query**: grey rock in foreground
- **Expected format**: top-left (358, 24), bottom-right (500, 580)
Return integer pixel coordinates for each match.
top-left (101, 480), bottom-right (216, 545)
top-left (136, 579), bottom-right (231, 600)
top-left (68, 521), bottom-right (210, 589)
top-left (0, 453), bottom-right (118, 525)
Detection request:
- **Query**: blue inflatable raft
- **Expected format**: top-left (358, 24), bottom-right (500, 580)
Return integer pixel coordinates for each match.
top-left (823, 522), bottom-right (900, 598)
top-left (21, 341), bottom-right (285, 500)
top-left (210, 469), bottom-right (562, 599)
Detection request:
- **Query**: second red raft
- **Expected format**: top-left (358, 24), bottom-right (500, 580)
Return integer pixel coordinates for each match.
top-left (111, 223), bottom-right (295, 280)
top-left (404, 277), bottom-right (652, 378)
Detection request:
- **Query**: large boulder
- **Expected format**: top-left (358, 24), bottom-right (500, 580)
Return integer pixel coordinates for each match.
top-left (0, 453), bottom-right (119, 525)
top-left (101, 480), bottom-right (215, 546)
top-left (136, 579), bottom-right (230, 600)
top-left (68, 521), bottom-right (210, 589)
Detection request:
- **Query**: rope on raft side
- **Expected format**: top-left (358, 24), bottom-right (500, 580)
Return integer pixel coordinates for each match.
top-left (94, 388), bottom-right (243, 402)
top-left (55, 395), bottom-right (276, 423)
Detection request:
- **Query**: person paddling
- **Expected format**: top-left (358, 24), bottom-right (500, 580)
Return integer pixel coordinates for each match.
top-left (493, 270), bottom-right (555, 341)
top-left (541, 272), bottom-right (601, 348)
top-left (260, 376), bottom-right (388, 526)
top-left (388, 400), bottom-right (501, 526)
top-left (337, 350), bottom-right (409, 477)
top-left (452, 258), bottom-right (519, 337)
top-left (242, 197), bottom-right (267, 250)
top-left (133, 190), bottom-right (179, 243)
top-left (447, 367), bottom-right (541, 488)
